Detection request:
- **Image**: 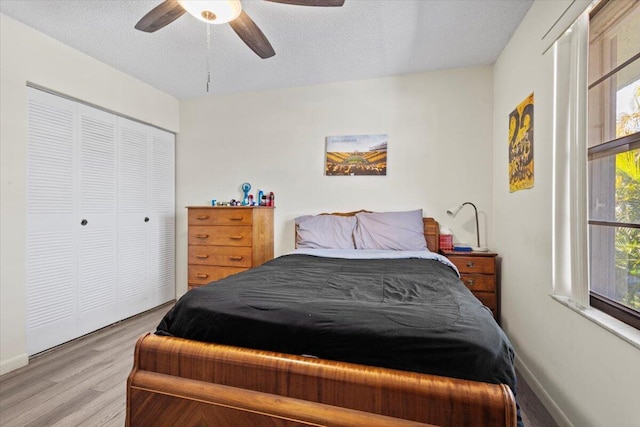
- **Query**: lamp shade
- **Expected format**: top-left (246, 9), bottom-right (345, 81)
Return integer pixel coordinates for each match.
top-left (178, 0), bottom-right (242, 24)
top-left (447, 205), bottom-right (463, 217)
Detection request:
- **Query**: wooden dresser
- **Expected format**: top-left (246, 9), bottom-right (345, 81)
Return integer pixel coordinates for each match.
top-left (442, 250), bottom-right (500, 323)
top-left (187, 206), bottom-right (274, 290)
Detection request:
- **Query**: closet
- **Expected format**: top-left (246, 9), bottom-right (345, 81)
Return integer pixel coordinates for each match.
top-left (26, 87), bottom-right (175, 355)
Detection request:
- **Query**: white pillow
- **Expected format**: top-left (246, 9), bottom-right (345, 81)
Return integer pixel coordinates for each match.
top-left (295, 215), bottom-right (357, 249)
top-left (354, 210), bottom-right (427, 251)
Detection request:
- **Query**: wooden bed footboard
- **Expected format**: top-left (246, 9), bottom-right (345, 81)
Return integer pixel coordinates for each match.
top-left (127, 334), bottom-right (516, 426)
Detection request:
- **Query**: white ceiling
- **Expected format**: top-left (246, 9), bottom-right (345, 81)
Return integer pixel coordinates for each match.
top-left (0, 0), bottom-right (533, 100)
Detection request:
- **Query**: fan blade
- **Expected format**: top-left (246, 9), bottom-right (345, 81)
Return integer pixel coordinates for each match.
top-left (229, 11), bottom-right (276, 59)
top-left (135, 0), bottom-right (186, 33)
top-left (264, 0), bottom-right (345, 6)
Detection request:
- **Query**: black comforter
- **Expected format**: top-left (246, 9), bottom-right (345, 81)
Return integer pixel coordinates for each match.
top-left (158, 254), bottom-right (517, 393)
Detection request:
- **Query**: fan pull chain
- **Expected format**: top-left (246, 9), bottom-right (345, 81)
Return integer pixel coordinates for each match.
top-left (206, 25), bottom-right (211, 93)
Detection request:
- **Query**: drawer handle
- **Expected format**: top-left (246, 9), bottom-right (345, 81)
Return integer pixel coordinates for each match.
top-left (196, 254), bottom-right (209, 259)
top-left (229, 236), bottom-right (243, 240)
top-left (230, 216), bottom-right (243, 221)
top-left (197, 215), bottom-right (210, 220)
top-left (196, 234), bottom-right (209, 239)
top-left (229, 256), bottom-right (243, 261)
top-left (195, 274), bottom-right (209, 279)
top-left (466, 262), bottom-right (476, 268)
top-left (465, 279), bottom-right (475, 287)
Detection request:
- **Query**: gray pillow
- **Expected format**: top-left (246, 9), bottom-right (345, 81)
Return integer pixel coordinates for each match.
top-left (295, 215), bottom-right (357, 249)
top-left (354, 209), bottom-right (427, 250)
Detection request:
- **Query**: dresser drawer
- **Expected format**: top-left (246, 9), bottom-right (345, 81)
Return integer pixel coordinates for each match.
top-left (188, 246), bottom-right (252, 268)
top-left (189, 225), bottom-right (252, 246)
top-left (188, 208), bottom-right (253, 226)
top-left (188, 265), bottom-right (247, 286)
top-left (450, 256), bottom-right (495, 274)
top-left (459, 273), bottom-right (495, 292)
top-left (187, 206), bottom-right (274, 291)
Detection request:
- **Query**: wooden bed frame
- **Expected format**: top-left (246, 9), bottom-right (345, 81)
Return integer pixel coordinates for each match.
top-left (126, 216), bottom-right (517, 426)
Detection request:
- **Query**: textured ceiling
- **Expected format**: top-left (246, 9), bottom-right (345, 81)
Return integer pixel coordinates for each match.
top-left (0, 0), bottom-right (533, 100)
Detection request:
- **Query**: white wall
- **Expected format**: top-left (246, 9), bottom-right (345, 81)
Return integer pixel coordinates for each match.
top-left (493, 2), bottom-right (640, 426)
top-left (177, 67), bottom-right (495, 296)
top-left (0, 13), bottom-right (180, 374)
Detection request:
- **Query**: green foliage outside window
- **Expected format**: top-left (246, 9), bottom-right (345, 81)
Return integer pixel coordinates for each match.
top-left (615, 85), bottom-right (640, 310)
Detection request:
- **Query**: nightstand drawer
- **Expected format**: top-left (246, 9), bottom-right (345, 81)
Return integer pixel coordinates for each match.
top-left (473, 292), bottom-right (497, 312)
top-left (188, 208), bottom-right (253, 226)
top-left (450, 256), bottom-right (495, 274)
top-left (189, 225), bottom-right (253, 246)
top-left (188, 265), bottom-right (247, 286)
top-left (459, 274), bottom-right (495, 292)
top-left (442, 250), bottom-right (499, 323)
top-left (188, 246), bottom-right (252, 267)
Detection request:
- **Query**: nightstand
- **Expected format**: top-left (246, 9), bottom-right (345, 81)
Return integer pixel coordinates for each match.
top-left (442, 250), bottom-right (500, 323)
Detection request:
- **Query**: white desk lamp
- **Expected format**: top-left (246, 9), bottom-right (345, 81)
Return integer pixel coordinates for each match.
top-left (446, 202), bottom-right (488, 252)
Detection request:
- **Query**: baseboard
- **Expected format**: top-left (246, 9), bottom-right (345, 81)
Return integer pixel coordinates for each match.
top-left (0, 353), bottom-right (28, 375)
top-left (515, 355), bottom-right (573, 427)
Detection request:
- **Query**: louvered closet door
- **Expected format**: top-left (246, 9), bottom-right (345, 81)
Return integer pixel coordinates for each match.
top-left (148, 128), bottom-right (175, 307)
top-left (27, 89), bottom-right (175, 355)
top-left (77, 105), bottom-right (118, 335)
top-left (117, 118), bottom-right (151, 318)
top-left (26, 88), bottom-right (78, 355)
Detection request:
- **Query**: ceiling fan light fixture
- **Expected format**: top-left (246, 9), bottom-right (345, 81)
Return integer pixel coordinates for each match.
top-left (177, 0), bottom-right (242, 24)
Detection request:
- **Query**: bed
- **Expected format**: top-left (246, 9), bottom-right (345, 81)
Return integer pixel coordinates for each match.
top-left (127, 211), bottom-right (518, 426)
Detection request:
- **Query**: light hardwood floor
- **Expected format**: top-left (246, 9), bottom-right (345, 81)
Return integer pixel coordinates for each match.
top-left (517, 369), bottom-right (559, 427)
top-left (0, 302), bottom-right (557, 426)
top-left (0, 302), bottom-right (172, 427)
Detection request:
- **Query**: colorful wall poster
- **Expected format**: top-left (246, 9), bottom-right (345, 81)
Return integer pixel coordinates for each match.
top-left (325, 134), bottom-right (388, 176)
top-left (508, 93), bottom-right (534, 192)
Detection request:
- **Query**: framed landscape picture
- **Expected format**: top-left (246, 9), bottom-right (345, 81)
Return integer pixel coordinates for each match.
top-left (325, 134), bottom-right (388, 176)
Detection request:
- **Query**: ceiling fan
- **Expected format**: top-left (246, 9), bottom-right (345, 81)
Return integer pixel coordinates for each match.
top-left (135, 0), bottom-right (345, 59)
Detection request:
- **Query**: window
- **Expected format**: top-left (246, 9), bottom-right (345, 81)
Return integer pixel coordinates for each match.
top-left (588, 0), bottom-right (640, 329)
top-left (553, 0), bottom-right (640, 335)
